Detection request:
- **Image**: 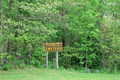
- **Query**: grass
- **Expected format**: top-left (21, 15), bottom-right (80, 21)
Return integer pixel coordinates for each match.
top-left (0, 67), bottom-right (120, 80)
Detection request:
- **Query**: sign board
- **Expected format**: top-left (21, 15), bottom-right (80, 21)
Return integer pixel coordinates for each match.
top-left (42, 43), bottom-right (62, 51)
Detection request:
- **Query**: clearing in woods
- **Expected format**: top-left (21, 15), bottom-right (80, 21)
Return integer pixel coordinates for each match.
top-left (0, 67), bottom-right (120, 80)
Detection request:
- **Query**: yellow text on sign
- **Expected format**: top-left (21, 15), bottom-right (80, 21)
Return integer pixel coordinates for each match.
top-left (42, 43), bottom-right (63, 51)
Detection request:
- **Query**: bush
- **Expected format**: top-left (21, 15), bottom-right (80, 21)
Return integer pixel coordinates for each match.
top-left (2, 64), bottom-right (11, 70)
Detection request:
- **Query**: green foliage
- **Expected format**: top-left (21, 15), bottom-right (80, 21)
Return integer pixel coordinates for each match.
top-left (2, 64), bottom-right (11, 70)
top-left (59, 46), bottom-right (80, 68)
top-left (0, 0), bottom-right (119, 73)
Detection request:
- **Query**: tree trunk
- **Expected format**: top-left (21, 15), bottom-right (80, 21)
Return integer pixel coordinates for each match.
top-left (0, 0), bottom-right (3, 64)
top-left (62, 0), bottom-right (65, 47)
top-left (86, 35), bottom-right (88, 70)
top-left (102, 52), bottom-right (105, 69)
top-left (28, 44), bottom-right (32, 67)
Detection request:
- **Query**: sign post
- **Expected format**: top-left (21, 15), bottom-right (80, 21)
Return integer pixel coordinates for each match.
top-left (56, 51), bottom-right (58, 69)
top-left (42, 43), bottom-right (62, 69)
top-left (46, 52), bottom-right (48, 68)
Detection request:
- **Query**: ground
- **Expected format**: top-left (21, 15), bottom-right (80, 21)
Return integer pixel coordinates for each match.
top-left (0, 67), bottom-right (120, 80)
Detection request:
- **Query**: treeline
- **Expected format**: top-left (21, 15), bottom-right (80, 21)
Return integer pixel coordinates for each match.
top-left (0, 0), bottom-right (120, 72)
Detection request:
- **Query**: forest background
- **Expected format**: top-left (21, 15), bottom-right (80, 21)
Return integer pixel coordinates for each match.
top-left (0, 0), bottom-right (120, 73)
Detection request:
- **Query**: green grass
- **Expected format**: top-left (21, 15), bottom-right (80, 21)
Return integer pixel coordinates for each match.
top-left (0, 67), bottom-right (120, 80)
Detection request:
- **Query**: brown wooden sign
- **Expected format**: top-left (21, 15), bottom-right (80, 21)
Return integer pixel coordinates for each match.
top-left (42, 43), bottom-right (63, 51)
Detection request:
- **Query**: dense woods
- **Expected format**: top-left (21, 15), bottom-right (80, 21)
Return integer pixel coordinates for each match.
top-left (0, 0), bottom-right (120, 73)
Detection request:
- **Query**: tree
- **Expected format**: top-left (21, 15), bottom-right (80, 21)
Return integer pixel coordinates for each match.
top-left (0, 0), bottom-right (3, 64)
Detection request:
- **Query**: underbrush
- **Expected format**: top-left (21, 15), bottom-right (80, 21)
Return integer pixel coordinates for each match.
top-left (0, 60), bottom-right (120, 75)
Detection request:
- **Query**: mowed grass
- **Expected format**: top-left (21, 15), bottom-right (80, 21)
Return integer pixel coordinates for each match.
top-left (0, 67), bottom-right (120, 80)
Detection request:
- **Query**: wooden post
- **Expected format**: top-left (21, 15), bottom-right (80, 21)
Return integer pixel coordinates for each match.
top-left (56, 51), bottom-right (59, 69)
top-left (46, 52), bottom-right (48, 68)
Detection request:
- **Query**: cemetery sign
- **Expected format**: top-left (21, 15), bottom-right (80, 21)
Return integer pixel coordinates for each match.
top-left (42, 43), bottom-right (63, 51)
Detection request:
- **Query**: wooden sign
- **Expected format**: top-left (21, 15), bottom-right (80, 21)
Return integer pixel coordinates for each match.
top-left (42, 43), bottom-right (62, 51)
